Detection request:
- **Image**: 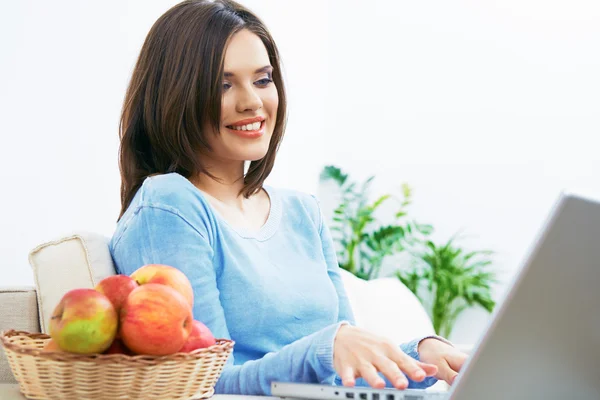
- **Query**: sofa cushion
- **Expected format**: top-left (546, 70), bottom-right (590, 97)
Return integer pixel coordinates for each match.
top-left (0, 286), bottom-right (40, 384)
top-left (340, 269), bottom-right (435, 345)
top-left (28, 232), bottom-right (117, 334)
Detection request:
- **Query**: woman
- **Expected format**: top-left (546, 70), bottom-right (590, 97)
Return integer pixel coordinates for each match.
top-left (109, 0), bottom-right (468, 395)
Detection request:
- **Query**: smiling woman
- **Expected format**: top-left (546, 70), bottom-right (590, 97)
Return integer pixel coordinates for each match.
top-left (109, 0), bottom-right (466, 396)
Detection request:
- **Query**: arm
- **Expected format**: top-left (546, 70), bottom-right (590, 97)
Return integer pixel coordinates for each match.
top-left (110, 204), bottom-right (347, 395)
top-left (316, 198), bottom-right (356, 325)
top-left (313, 196), bottom-right (439, 389)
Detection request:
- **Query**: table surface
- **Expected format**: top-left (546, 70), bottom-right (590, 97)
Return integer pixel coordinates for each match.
top-left (0, 384), bottom-right (280, 400)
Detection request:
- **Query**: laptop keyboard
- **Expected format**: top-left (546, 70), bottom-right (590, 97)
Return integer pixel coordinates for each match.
top-left (344, 391), bottom-right (447, 400)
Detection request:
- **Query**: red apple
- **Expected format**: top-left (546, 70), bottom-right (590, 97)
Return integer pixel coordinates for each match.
top-left (120, 283), bottom-right (193, 355)
top-left (95, 275), bottom-right (139, 312)
top-left (179, 320), bottom-right (216, 352)
top-left (103, 338), bottom-right (133, 355)
top-left (49, 289), bottom-right (118, 354)
top-left (130, 264), bottom-right (194, 309)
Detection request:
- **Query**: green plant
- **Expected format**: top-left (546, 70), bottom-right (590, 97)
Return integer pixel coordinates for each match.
top-left (320, 164), bottom-right (498, 338)
top-left (397, 233), bottom-right (498, 338)
top-left (320, 165), bottom-right (432, 280)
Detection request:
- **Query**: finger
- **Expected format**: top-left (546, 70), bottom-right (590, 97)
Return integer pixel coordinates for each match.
top-left (446, 351), bottom-right (468, 373)
top-left (339, 365), bottom-right (356, 387)
top-left (437, 359), bottom-right (459, 385)
top-left (387, 347), bottom-right (430, 382)
top-left (416, 360), bottom-right (438, 377)
top-left (357, 363), bottom-right (386, 389)
top-left (373, 357), bottom-right (409, 390)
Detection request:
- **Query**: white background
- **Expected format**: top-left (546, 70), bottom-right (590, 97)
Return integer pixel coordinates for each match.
top-left (1, 0), bottom-right (599, 344)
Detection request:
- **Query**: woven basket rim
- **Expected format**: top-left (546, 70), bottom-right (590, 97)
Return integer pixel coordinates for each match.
top-left (1, 329), bottom-right (234, 362)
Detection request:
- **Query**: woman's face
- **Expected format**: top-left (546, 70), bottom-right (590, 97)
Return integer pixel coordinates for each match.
top-left (203, 29), bottom-right (279, 165)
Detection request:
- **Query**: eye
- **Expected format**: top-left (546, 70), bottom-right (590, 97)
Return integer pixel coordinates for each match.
top-left (223, 82), bottom-right (232, 91)
top-left (255, 78), bottom-right (273, 87)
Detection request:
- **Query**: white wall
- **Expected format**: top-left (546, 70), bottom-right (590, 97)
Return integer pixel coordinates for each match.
top-left (1, 1), bottom-right (599, 345)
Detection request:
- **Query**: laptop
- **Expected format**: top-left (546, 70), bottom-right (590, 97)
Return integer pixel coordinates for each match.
top-left (272, 191), bottom-right (600, 400)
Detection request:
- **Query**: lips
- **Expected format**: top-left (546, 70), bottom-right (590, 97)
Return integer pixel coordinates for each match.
top-left (225, 120), bottom-right (266, 139)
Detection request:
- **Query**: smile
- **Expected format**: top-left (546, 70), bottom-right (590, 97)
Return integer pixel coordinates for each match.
top-left (225, 120), bottom-right (266, 138)
top-left (227, 121), bottom-right (262, 131)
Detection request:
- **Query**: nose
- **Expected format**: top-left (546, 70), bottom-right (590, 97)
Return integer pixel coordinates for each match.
top-left (235, 84), bottom-right (263, 113)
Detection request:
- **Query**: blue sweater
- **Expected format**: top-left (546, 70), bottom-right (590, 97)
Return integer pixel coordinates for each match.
top-left (109, 173), bottom-right (438, 395)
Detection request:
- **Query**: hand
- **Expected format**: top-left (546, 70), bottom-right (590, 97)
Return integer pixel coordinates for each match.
top-left (333, 325), bottom-right (439, 390)
top-left (417, 338), bottom-right (468, 385)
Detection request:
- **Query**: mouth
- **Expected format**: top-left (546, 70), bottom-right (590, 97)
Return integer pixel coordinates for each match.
top-left (225, 120), bottom-right (266, 138)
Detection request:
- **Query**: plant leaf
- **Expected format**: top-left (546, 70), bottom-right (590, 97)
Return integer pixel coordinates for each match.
top-left (320, 165), bottom-right (348, 186)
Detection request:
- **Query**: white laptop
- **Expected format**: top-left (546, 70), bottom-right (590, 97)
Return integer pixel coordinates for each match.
top-left (272, 191), bottom-right (600, 400)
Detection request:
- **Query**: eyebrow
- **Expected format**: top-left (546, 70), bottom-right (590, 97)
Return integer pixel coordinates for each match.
top-left (223, 65), bottom-right (273, 78)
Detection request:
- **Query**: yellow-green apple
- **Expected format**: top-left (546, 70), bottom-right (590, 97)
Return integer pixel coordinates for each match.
top-left (130, 264), bottom-right (194, 309)
top-left (49, 289), bottom-right (118, 354)
top-left (95, 275), bottom-right (139, 312)
top-left (179, 320), bottom-right (216, 352)
top-left (120, 283), bottom-right (193, 355)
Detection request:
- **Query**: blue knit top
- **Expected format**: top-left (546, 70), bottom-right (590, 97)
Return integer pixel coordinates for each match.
top-left (109, 173), bottom-right (438, 395)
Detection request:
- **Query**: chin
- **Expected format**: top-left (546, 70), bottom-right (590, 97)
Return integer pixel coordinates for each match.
top-left (236, 141), bottom-right (271, 161)
top-left (220, 130), bottom-right (273, 162)
top-left (242, 150), bottom-right (269, 162)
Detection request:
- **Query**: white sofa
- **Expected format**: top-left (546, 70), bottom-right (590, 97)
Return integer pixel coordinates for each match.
top-left (0, 232), bottom-right (448, 390)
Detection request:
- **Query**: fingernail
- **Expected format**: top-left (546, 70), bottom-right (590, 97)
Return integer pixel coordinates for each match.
top-left (414, 370), bottom-right (425, 380)
top-left (396, 378), bottom-right (408, 388)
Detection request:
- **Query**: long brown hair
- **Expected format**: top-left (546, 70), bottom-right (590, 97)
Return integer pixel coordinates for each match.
top-left (117, 0), bottom-right (287, 221)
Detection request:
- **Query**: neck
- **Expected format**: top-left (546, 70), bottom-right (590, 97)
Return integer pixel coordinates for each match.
top-left (192, 159), bottom-right (252, 208)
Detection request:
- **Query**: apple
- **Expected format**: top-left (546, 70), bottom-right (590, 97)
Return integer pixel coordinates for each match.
top-left (42, 339), bottom-right (62, 352)
top-left (49, 288), bottom-right (118, 354)
top-left (179, 320), bottom-right (216, 352)
top-left (120, 283), bottom-right (193, 355)
top-left (103, 338), bottom-right (133, 355)
top-left (130, 264), bottom-right (194, 309)
top-left (95, 275), bottom-right (139, 312)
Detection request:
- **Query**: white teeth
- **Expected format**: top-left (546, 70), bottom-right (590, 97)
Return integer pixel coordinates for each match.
top-left (230, 121), bottom-right (262, 131)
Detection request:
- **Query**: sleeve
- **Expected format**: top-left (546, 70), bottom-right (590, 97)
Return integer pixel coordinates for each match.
top-left (312, 196), bottom-right (439, 389)
top-left (110, 204), bottom-right (348, 396)
top-left (315, 198), bottom-right (356, 325)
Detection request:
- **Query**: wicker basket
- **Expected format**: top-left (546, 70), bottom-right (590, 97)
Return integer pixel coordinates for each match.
top-left (1, 329), bottom-right (234, 400)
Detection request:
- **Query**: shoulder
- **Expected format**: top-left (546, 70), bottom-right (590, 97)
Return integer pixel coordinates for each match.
top-left (139, 173), bottom-right (202, 208)
top-left (268, 186), bottom-right (324, 232)
top-left (122, 172), bottom-right (211, 216)
top-left (111, 173), bottom-right (216, 246)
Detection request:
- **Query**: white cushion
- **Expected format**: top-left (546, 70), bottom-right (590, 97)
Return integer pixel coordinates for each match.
top-left (340, 269), bottom-right (435, 345)
top-left (28, 232), bottom-right (116, 333)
